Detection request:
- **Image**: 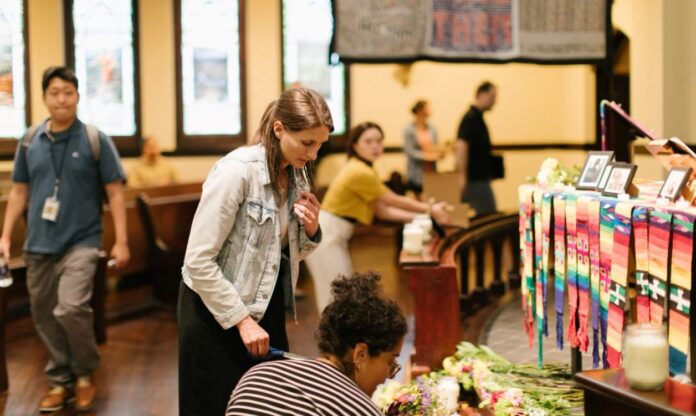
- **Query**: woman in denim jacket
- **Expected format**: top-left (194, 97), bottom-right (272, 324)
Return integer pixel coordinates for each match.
top-left (178, 88), bottom-right (333, 416)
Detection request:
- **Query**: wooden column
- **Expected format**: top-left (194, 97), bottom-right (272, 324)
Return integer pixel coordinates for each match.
top-left (407, 265), bottom-right (461, 372)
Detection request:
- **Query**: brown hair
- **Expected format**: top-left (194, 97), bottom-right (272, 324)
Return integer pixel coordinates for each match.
top-left (253, 88), bottom-right (334, 192)
top-left (346, 122), bottom-right (384, 160)
top-left (410, 100), bottom-right (427, 115)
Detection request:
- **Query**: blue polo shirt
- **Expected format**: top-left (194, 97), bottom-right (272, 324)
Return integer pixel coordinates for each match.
top-left (11, 119), bottom-right (126, 254)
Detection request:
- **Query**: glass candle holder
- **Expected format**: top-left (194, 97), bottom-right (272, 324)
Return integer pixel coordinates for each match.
top-left (402, 223), bottom-right (424, 254)
top-left (623, 323), bottom-right (669, 391)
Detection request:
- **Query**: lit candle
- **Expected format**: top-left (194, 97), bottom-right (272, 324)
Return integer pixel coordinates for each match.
top-left (402, 224), bottom-right (424, 254)
top-left (623, 324), bottom-right (669, 390)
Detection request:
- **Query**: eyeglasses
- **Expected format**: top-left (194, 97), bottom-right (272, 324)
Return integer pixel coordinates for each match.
top-left (388, 361), bottom-right (401, 379)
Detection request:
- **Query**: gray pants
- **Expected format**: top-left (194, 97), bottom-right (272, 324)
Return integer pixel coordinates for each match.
top-left (25, 246), bottom-right (100, 387)
top-left (461, 179), bottom-right (498, 217)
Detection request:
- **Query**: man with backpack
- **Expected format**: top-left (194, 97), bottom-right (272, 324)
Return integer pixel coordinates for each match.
top-left (0, 66), bottom-right (130, 412)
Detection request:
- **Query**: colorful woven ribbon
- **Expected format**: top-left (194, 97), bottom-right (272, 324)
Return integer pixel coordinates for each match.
top-left (565, 194), bottom-right (579, 348)
top-left (668, 212), bottom-right (694, 375)
top-left (553, 194), bottom-right (567, 350)
top-left (648, 209), bottom-right (673, 326)
top-left (575, 196), bottom-right (591, 352)
top-left (533, 190), bottom-right (548, 365)
top-left (519, 186), bottom-right (536, 346)
top-left (633, 207), bottom-right (651, 323)
top-left (599, 199), bottom-right (617, 368)
top-left (588, 199), bottom-right (602, 367)
top-left (607, 202), bottom-right (634, 368)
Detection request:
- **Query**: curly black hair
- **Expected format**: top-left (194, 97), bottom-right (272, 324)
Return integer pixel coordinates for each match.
top-left (316, 272), bottom-right (407, 375)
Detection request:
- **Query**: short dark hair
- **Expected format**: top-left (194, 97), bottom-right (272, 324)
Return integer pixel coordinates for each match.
top-left (411, 100), bottom-right (428, 115)
top-left (316, 272), bottom-right (407, 375)
top-left (346, 122), bottom-right (384, 159)
top-left (42, 66), bottom-right (79, 94)
top-left (476, 81), bottom-right (495, 97)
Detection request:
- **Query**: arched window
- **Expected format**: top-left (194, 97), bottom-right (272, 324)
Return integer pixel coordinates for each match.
top-left (282, 0), bottom-right (348, 137)
top-left (65, 0), bottom-right (140, 154)
top-left (0, 0), bottom-right (29, 146)
top-left (175, 0), bottom-right (245, 153)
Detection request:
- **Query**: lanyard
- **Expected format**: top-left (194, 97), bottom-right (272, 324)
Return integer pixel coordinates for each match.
top-left (47, 130), bottom-right (71, 197)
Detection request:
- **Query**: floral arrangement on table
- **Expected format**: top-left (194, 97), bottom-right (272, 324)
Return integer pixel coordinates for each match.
top-left (528, 158), bottom-right (581, 189)
top-left (372, 376), bottom-right (456, 416)
top-left (373, 342), bottom-right (583, 416)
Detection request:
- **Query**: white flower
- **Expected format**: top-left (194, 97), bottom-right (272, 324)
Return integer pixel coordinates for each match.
top-left (372, 379), bottom-right (403, 410)
top-left (540, 158), bottom-right (559, 173)
top-left (536, 170), bottom-right (549, 187)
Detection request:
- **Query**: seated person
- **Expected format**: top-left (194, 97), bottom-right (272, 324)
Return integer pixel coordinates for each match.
top-left (127, 137), bottom-right (179, 188)
top-left (305, 121), bottom-right (450, 312)
top-left (226, 272), bottom-right (407, 416)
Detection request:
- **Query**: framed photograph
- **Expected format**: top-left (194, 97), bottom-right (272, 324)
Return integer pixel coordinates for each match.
top-left (596, 162), bottom-right (616, 191)
top-left (602, 163), bottom-right (637, 197)
top-left (576, 151), bottom-right (614, 190)
top-left (658, 167), bottom-right (693, 201)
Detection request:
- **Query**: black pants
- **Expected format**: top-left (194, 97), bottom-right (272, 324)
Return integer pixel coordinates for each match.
top-left (177, 270), bottom-right (289, 416)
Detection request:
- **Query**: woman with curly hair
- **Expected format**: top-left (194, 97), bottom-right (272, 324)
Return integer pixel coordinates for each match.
top-left (226, 272), bottom-right (407, 415)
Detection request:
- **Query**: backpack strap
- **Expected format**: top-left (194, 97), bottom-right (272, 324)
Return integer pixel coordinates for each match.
top-left (84, 124), bottom-right (101, 163)
top-left (22, 121), bottom-right (45, 149)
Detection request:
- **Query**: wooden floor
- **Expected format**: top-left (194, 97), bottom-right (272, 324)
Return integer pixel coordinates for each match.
top-left (0, 225), bottom-right (408, 416)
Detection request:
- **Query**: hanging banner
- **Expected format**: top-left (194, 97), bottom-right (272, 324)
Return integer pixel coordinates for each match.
top-left (332, 0), bottom-right (609, 64)
top-left (668, 212), bottom-right (695, 375)
top-left (553, 194), bottom-right (567, 350)
top-left (598, 199), bottom-right (616, 368)
top-left (606, 201), bottom-right (634, 369)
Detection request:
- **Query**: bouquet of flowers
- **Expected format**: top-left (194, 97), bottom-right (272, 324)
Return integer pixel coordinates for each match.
top-left (372, 377), bottom-right (445, 416)
top-left (440, 342), bottom-right (583, 416)
top-left (528, 158), bottom-right (581, 188)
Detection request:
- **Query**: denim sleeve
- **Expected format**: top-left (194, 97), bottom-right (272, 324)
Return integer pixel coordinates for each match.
top-left (98, 132), bottom-right (126, 184)
top-left (182, 158), bottom-right (251, 329)
top-left (298, 224), bottom-right (322, 261)
top-left (11, 141), bottom-right (30, 183)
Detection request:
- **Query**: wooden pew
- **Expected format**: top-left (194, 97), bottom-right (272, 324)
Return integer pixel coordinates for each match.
top-left (136, 192), bottom-right (200, 304)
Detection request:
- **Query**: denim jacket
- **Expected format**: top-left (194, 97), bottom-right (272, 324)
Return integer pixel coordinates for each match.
top-left (182, 144), bottom-right (321, 329)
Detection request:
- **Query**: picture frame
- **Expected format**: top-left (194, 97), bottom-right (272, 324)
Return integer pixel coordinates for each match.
top-left (596, 162), bottom-right (616, 191)
top-left (657, 167), bottom-right (693, 202)
top-left (602, 162), bottom-right (638, 197)
top-left (576, 151), bottom-right (614, 190)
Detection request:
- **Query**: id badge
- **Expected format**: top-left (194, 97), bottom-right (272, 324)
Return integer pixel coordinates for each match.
top-left (41, 197), bottom-right (60, 222)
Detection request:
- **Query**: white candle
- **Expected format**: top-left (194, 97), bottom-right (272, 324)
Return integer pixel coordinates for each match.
top-left (402, 224), bottom-right (424, 254)
top-left (436, 376), bottom-right (460, 413)
top-left (414, 215), bottom-right (433, 242)
top-left (623, 324), bottom-right (669, 390)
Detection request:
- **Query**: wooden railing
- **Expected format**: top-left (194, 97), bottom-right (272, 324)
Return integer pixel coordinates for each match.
top-left (400, 212), bottom-right (520, 372)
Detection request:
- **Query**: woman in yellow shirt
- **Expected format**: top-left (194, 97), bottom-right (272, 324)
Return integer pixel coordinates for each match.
top-left (305, 122), bottom-right (449, 312)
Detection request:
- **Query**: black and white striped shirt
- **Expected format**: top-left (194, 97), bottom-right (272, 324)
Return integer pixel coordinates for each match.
top-left (227, 358), bottom-right (383, 415)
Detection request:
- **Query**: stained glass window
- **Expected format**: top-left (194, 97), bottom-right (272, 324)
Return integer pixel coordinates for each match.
top-left (0, 0), bottom-right (27, 139)
top-left (179, 0), bottom-right (242, 137)
top-left (70, 0), bottom-right (137, 137)
top-left (283, 0), bottom-right (346, 135)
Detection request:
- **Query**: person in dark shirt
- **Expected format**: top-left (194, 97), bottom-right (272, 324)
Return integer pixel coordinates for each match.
top-left (456, 81), bottom-right (498, 217)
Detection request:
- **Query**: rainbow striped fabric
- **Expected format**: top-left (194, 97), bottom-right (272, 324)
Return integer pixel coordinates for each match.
top-left (599, 199), bottom-right (617, 368)
top-left (565, 194), bottom-right (579, 349)
top-left (588, 198), bottom-right (602, 367)
top-left (633, 207), bottom-right (651, 324)
top-left (668, 212), bottom-right (694, 375)
top-left (649, 209), bottom-right (673, 326)
top-left (576, 197), bottom-right (591, 353)
top-left (553, 194), bottom-right (567, 350)
top-left (519, 186), bottom-right (536, 346)
top-left (607, 202), bottom-right (634, 369)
